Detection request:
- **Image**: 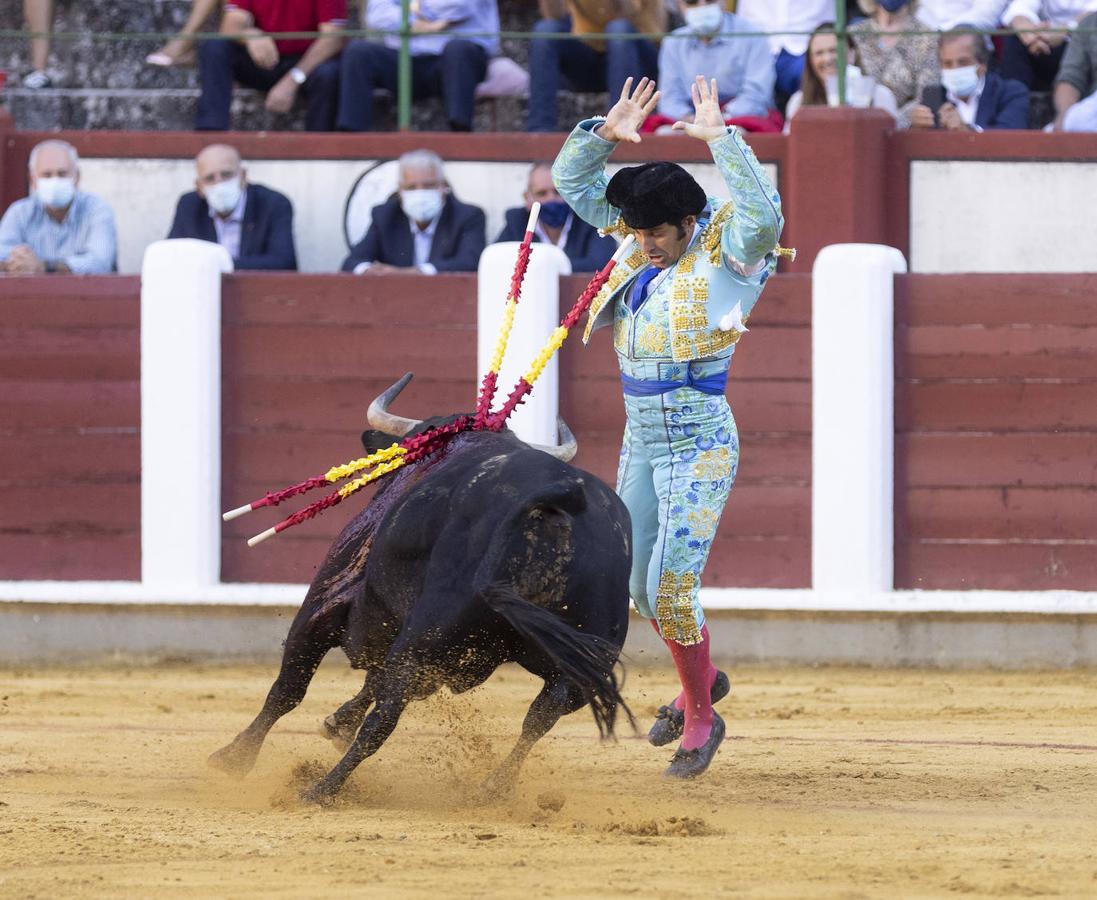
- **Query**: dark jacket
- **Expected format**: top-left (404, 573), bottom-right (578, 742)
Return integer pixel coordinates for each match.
top-left (341, 193), bottom-right (486, 273)
top-left (494, 207), bottom-right (617, 272)
top-left (167, 183), bottom-right (297, 270)
top-left (975, 71), bottom-right (1030, 130)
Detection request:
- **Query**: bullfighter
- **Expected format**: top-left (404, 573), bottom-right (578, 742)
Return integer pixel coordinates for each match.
top-left (552, 75), bottom-right (785, 778)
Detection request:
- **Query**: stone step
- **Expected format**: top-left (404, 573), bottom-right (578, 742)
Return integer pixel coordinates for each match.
top-left (0, 0), bottom-right (530, 90)
top-left (3, 85), bottom-right (608, 132)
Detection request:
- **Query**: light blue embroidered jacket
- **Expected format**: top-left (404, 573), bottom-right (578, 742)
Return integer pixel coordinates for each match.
top-left (551, 120), bottom-right (784, 363)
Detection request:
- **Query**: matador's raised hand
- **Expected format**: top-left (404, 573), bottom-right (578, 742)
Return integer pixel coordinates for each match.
top-left (595, 76), bottom-right (660, 144)
top-left (672, 76), bottom-right (728, 142)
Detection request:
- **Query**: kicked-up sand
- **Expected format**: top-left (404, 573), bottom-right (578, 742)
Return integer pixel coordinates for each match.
top-left (1, 659), bottom-right (1095, 898)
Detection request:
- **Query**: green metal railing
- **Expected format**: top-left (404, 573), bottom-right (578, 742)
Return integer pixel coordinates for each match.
top-left (1, 0), bottom-right (1083, 131)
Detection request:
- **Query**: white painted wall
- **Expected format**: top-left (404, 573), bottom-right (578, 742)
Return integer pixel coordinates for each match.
top-left (910, 160), bottom-right (1097, 273)
top-left (77, 158), bottom-right (776, 275)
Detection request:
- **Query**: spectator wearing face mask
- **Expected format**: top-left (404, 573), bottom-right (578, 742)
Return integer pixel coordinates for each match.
top-left (494, 162), bottom-right (616, 272)
top-left (341, 149), bottom-right (486, 275)
top-left (654, 0), bottom-right (775, 126)
top-left (0, 139), bottom-right (117, 275)
top-left (850, 0), bottom-right (940, 128)
top-left (167, 144), bottom-right (298, 270)
top-left (910, 28), bottom-right (1030, 131)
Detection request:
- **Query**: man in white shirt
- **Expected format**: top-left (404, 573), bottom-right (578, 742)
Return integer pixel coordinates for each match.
top-left (1001, 0), bottom-right (1097, 89)
top-left (917, 0), bottom-right (1008, 30)
top-left (734, 0), bottom-right (832, 98)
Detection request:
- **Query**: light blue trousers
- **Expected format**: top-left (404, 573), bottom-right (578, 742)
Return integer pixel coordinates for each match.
top-left (615, 378), bottom-right (739, 645)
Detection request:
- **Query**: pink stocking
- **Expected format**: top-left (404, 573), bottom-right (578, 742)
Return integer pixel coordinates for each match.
top-left (665, 626), bottom-right (718, 750)
top-left (650, 620), bottom-right (717, 714)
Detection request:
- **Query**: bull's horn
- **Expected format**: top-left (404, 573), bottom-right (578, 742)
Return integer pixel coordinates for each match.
top-left (529, 416), bottom-right (578, 462)
top-left (367, 373), bottom-right (423, 437)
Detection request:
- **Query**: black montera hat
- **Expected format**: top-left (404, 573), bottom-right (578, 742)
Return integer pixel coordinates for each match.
top-left (605, 162), bottom-right (707, 229)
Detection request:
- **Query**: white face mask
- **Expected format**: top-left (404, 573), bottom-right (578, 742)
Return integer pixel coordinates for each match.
top-left (683, 2), bottom-right (723, 34)
top-left (205, 177), bottom-right (243, 216)
top-left (35, 176), bottom-right (76, 210)
top-left (941, 64), bottom-right (980, 98)
top-left (401, 188), bottom-right (444, 224)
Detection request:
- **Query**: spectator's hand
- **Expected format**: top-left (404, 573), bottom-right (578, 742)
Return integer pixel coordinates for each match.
top-left (672, 76), bottom-right (726, 142)
top-left (1014, 18), bottom-right (1052, 55)
top-left (245, 30), bottom-right (280, 69)
top-left (411, 17), bottom-right (450, 33)
top-left (909, 104), bottom-right (936, 130)
top-left (7, 245), bottom-right (45, 274)
top-left (938, 102), bottom-right (966, 131)
top-left (363, 262), bottom-right (399, 274)
top-left (1040, 26), bottom-right (1067, 49)
top-left (594, 76), bottom-right (659, 144)
top-left (265, 76), bottom-right (297, 114)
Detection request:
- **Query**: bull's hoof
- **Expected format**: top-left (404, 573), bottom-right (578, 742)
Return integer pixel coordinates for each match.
top-left (320, 715), bottom-right (354, 752)
top-left (207, 742), bottom-right (258, 778)
top-left (299, 781), bottom-right (339, 806)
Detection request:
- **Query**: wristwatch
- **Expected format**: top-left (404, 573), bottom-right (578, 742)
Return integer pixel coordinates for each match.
top-left (289, 67), bottom-right (307, 85)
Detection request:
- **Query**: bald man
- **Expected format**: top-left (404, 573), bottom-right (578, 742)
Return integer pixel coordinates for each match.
top-left (167, 144), bottom-right (297, 270)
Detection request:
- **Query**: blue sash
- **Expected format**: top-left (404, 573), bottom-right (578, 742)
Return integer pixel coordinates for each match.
top-left (620, 369), bottom-right (728, 397)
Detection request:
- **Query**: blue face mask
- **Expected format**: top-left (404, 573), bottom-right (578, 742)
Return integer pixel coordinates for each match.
top-left (876, 0), bottom-right (908, 11)
top-left (539, 200), bottom-right (571, 228)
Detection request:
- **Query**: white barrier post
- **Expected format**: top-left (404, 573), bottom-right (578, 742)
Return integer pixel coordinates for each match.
top-left (812, 244), bottom-right (907, 595)
top-left (477, 243), bottom-right (572, 445)
top-left (140, 239), bottom-right (234, 590)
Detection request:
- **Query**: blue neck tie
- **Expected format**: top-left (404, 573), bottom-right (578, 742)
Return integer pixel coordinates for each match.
top-left (629, 266), bottom-right (660, 313)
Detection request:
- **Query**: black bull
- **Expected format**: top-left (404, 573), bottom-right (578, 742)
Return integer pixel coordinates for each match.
top-left (210, 386), bottom-right (635, 802)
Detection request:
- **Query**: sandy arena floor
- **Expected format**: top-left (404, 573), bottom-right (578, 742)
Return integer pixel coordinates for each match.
top-left (1, 659), bottom-right (1095, 899)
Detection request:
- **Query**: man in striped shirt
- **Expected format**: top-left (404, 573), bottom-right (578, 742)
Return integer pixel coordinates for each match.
top-left (0, 140), bottom-right (117, 275)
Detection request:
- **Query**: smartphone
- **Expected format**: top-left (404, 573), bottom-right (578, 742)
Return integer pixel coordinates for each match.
top-left (921, 84), bottom-right (946, 127)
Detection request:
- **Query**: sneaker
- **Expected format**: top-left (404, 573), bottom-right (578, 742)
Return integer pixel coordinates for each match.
top-left (23, 70), bottom-right (52, 89)
top-left (663, 712), bottom-right (726, 780)
top-left (647, 669), bottom-right (730, 747)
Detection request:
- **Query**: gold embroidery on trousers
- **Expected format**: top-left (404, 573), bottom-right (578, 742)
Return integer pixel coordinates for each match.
top-left (655, 571), bottom-right (703, 645)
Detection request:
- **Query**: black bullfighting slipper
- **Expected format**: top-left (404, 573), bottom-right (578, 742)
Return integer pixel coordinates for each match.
top-left (647, 669), bottom-right (730, 747)
top-left (663, 712), bottom-right (726, 780)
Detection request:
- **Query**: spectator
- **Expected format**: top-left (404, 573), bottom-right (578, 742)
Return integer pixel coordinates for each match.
top-left (784, 23), bottom-right (899, 131)
top-left (22, 0), bottom-right (55, 87)
top-left (910, 28), bottom-right (1030, 130)
top-left (147, 0), bottom-right (222, 67)
top-left (527, 0), bottom-right (668, 132)
top-left (337, 0), bottom-right (499, 132)
top-left (850, 0), bottom-right (940, 128)
top-left (494, 162), bottom-right (616, 271)
top-left (735, 0), bottom-right (834, 101)
top-left (196, 0), bottom-right (345, 131)
top-left (1054, 10), bottom-right (1097, 128)
top-left (654, 0), bottom-right (775, 126)
top-left (917, 0), bottom-right (1008, 30)
top-left (341, 150), bottom-right (486, 274)
top-left (0, 140), bottom-right (116, 275)
top-left (1001, 1), bottom-right (1097, 90)
top-left (167, 144), bottom-right (297, 270)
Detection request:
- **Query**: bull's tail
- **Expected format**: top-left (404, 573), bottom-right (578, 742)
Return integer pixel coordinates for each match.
top-left (482, 584), bottom-right (635, 740)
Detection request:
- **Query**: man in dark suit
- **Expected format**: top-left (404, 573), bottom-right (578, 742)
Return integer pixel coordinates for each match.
top-left (342, 149), bottom-right (486, 275)
top-left (167, 144), bottom-right (297, 270)
top-left (910, 29), bottom-right (1031, 132)
top-left (494, 161), bottom-right (617, 272)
